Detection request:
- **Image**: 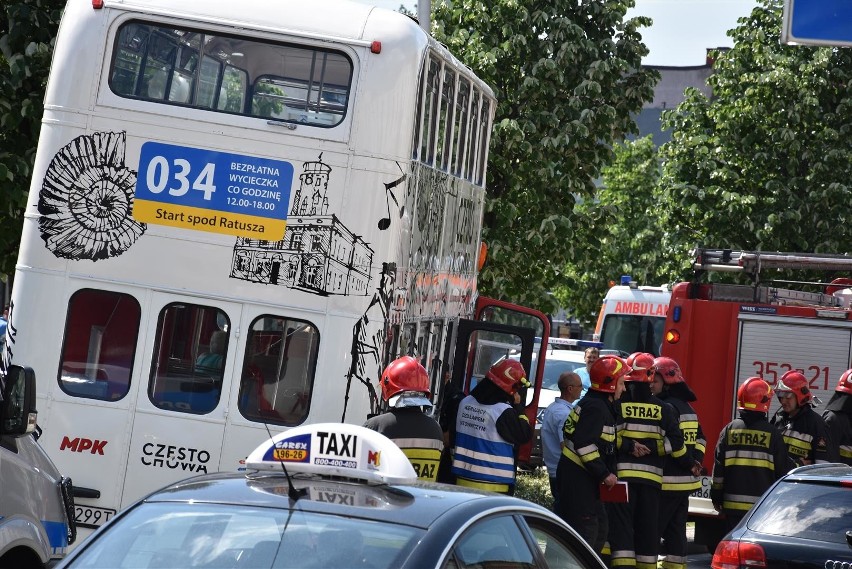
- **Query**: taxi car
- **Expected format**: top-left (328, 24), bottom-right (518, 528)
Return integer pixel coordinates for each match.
top-left (56, 423), bottom-right (606, 569)
top-left (711, 463), bottom-right (852, 569)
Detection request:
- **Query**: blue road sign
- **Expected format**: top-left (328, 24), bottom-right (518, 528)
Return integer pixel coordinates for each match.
top-left (782, 0), bottom-right (852, 46)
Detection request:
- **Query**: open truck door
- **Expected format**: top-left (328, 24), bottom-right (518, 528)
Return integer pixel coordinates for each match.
top-left (445, 297), bottom-right (550, 464)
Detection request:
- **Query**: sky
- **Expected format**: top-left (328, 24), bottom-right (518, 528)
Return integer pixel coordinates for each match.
top-left (351, 0), bottom-right (760, 67)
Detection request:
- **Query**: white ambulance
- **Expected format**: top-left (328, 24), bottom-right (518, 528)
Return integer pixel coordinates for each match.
top-left (593, 276), bottom-right (671, 357)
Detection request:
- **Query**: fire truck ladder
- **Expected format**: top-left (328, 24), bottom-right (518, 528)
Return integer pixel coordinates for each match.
top-left (691, 248), bottom-right (852, 307)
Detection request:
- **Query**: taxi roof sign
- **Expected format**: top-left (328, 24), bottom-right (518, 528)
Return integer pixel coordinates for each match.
top-left (245, 423), bottom-right (418, 485)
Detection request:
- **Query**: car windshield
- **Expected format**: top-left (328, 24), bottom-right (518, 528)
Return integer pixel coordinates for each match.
top-left (540, 358), bottom-right (584, 391)
top-left (67, 501), bottom-right (423, 568)
top-left (746, 480), bottom-right (852, 544)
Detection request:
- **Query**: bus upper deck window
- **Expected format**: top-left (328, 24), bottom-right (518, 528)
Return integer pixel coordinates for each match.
top-left (108, 21), bottom-right (353, 128)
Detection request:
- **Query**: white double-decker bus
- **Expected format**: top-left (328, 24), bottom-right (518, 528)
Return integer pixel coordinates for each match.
top-left (10, 0), bottom-right (551, 542)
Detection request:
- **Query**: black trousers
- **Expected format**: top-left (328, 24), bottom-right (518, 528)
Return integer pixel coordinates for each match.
top-left (608, 483), bottom-right (661, 569)
top-left (658, 491), bottom-right (690, 569)
top-left (556, 457), bottom-right (608, 555)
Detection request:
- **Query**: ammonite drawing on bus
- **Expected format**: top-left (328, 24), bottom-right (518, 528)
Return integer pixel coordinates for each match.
top-left (38, 131), bottom-right (146, 261)
top-left (230, 154), bottom-right (374, 297)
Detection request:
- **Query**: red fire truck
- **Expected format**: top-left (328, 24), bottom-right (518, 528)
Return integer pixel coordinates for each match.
top-left (661, 248), bottom-right (852, 547)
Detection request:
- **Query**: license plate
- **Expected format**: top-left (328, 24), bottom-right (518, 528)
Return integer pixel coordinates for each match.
top-left (74, 504), bottom-right (117, 528)
top-left (690, 475), bottom-right (712, 499)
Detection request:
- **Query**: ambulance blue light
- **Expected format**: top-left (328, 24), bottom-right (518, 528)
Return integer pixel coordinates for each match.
top-left (620, 275), bottom-right (632, 285)
top-left (672, 306), bottom-right (681, 323)
top-left (245, 423), bottom-right (417, 485)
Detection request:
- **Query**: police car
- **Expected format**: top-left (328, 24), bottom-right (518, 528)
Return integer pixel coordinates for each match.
top-left (55, 424), bottom-right (606, 569)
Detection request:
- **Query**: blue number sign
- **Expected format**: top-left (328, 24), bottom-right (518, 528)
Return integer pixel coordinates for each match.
top-left (134, 142), bottom-right (294, 240)
top-left (782, 0), bottom-right (852, 47)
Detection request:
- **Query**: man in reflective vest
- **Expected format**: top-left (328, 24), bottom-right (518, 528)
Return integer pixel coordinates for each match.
top-left (452, 359), bottom-right (532, 494)
top-left (652, 357), bottom-right (706, 569)
top-left (711, 377), bottom-right (790, 532)
top-left (771, 370), bottom-right (837, 465)
top-left (824, 369), bottom-right (852, 466)
top-left (364, 356), bottom-right (444, 481)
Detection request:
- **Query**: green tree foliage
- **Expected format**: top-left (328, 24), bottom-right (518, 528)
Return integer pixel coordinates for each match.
top-left (432, 0), bottom-right (658, 312)
top-left (0, 0), bottom-right (63, 275)
top-left (659, 0), bottom-right (852, 258)
top-left (556, 136), bottom-right (667, 325)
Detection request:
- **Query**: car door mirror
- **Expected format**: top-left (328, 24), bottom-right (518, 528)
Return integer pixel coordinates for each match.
top-left (846, 530), bottom-right (852, 547)
top-left (0, 365), bottom-right (37, 436)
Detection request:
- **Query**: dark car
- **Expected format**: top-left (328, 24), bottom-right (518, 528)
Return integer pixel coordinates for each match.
top-left (56, 423), bottom-right (606, 569)
top-left (711, 463), bottom-right (852, 569)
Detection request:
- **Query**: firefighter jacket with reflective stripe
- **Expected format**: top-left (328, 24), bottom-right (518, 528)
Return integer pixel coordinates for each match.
top-left (615, 393), bottom-right (691, 487)
top-left (823, 409), bottom-right (852, 466)
top-left (561, 390), bottom-right (618, 482)
top-left (660, 393), bottom-right (706, 493)
top-left (711, 413), bottom-right (790, 515)
top-left (823, 393), bottom-right (852, 467)
top-left (771, 405), bottom-right (836, 466)
top-left (363, 407), bottom-right (445, 481)
top-left (452, 396), bottom-right (519, 490)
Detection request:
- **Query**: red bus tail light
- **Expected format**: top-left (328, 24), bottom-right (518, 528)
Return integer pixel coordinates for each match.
top-left (712, 539), bottom-right (766, 569)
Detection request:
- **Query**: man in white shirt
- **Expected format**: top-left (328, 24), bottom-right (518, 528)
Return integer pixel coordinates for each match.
top-left (573, 347), bottom-right (599, 400)
top-left (540, 371), bottom-right (583, 513)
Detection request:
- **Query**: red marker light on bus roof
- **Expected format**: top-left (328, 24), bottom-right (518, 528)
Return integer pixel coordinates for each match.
top-left (92, 0), bottom-right (104, 8)
top-left (371, 41), bottom-right (382, 54)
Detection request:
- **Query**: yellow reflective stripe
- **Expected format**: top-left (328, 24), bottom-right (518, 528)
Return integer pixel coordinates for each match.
top-left (601, 431), bottom-right (616, 442)
top-left (661, 559), bottom-right (687, 569)
top-left (617, 469), bottom-right (662, 484)
top-left (839, 446), bottom-right (852, 459)
top-left (563, 447), bottom-right (585, 467)
top-left (722, 500), bottom-right (753, 511)
top-left (662, 480), bottom-right (701, 492)
top-left (694, 442), bottom-right (707, 454)
top-left (456, 477), bottom-right (509, 493)
top-left (581, 450), bottom-right (601, 463)
top-left (402, 448), bottom-right (443, 460)
top-left (782, 434), bottom-right (811, 451)
top-left (601, 543), bottom-right (611, 556)
top-left (611, 556), bottom-right (637, 567)
top-left (724, 457), bottom-right (775, 469)
top-left (519, 414), bottom-right (529, 423)
top-left (671, 446), bottom-right (686, 458)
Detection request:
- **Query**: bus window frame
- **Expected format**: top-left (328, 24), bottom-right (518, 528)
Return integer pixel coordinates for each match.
top-left (237, 314), bottom-right (320, 427)
top-left (107, 18), bottom-right (355, 129)
top-left (58, 288), bottom-right (142, 402)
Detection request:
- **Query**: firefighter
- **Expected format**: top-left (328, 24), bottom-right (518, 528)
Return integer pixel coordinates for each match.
top-left (771, 370), bottom-right (837, 465)
top-left (451, 359), bottom-right (532, 494)
top-left (823, 369), bottom-right (852, 466)
top-left (556, 354), bottom-right (630, 557)
top-left (363, 356), bottom-right (444, 481)
top-left (609, 352), bottom-right (694, 569)
top-left (711, 377), bottom-right (790, 531)
top-left (652, 356), bottom-right (706, 569)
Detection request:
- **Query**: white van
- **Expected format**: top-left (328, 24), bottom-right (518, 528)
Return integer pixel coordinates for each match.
top-left (593, 277), bottom-right (670, 357)
top-left (0, 365), bottom-right (75, 567)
